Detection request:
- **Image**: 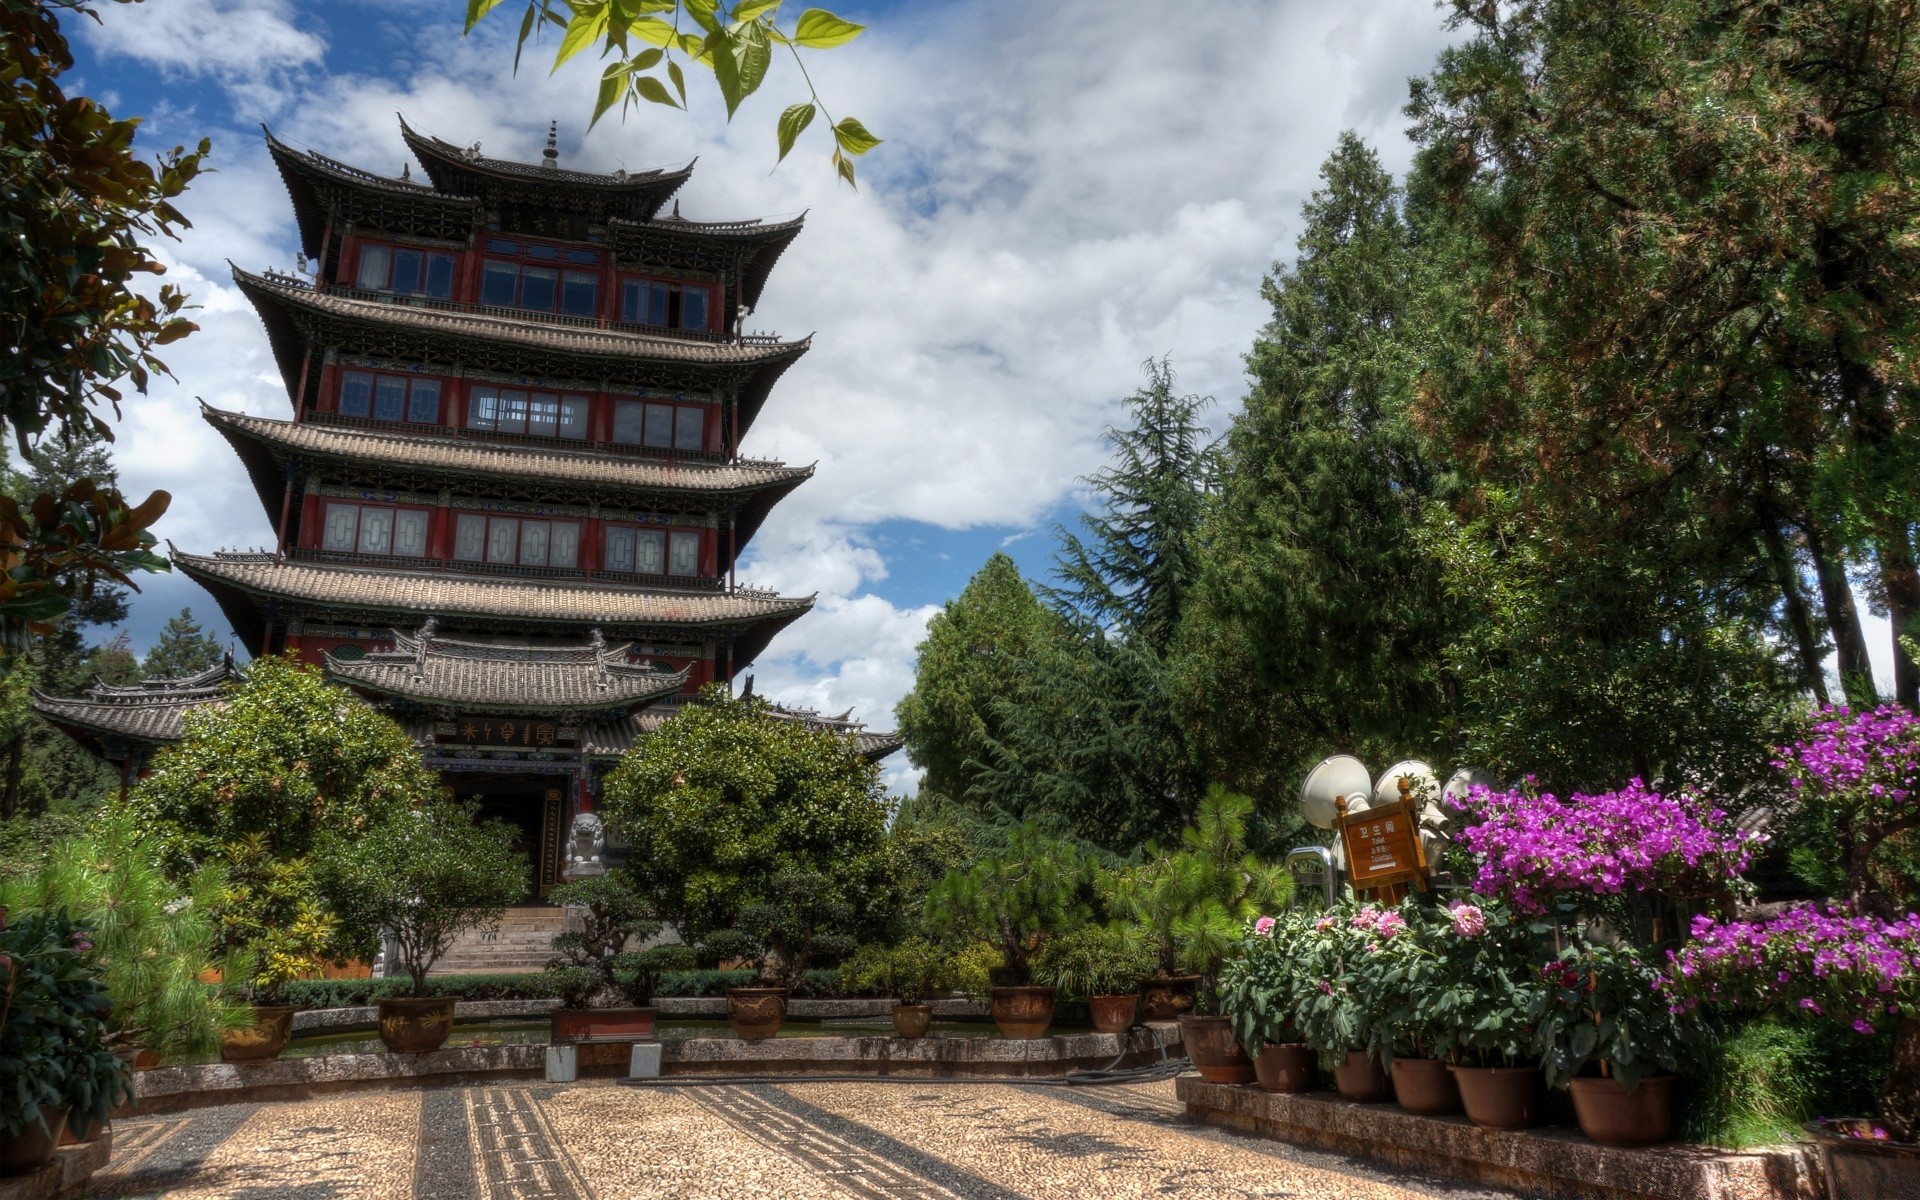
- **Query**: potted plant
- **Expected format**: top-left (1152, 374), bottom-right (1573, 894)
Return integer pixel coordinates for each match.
top-left (1107, 789), bottom-right (1289, 1079)
top-left (320, 801), bottom-right (528, 1053)
top-left (1354, 898), bottom-right (1475, 1115)
top-left (543, 870), bottom-right (664, 1043)
top-left (840, 938), bottom-right (959, 1038)
top-left (927, 823), bottom-right (1092, 1038)
top-left (1033, 924), bottom-right (1157, 1034)
top-left (1293, 904), bottom-right (1394, 1101)
top-left (0, 912), bottom-right (130, 1174)
top-left (716, 867), bottom-right (862, 1040)
top-left (204, 836), bottom-right (340, 1063)
top-left (1220, 911), bottom-right (1316, 1093)
top-left (1422, 897), bottom-right (1549, 1128)
top-left (1535, 938), bottom-right (1691, 1145)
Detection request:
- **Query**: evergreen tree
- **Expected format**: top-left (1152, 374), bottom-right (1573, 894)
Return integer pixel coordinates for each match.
top-left (1178, 134), bottom-right (1452, 806)
top-left (142, 608), bottom-right (224, 679)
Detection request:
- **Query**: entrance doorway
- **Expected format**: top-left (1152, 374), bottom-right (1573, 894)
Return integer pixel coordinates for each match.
top-left (449, 775), bottom-right (566, 903)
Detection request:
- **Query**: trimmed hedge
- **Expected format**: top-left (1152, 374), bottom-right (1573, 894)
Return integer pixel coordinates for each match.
top-left (277, 968), bottom-right (847, 1010)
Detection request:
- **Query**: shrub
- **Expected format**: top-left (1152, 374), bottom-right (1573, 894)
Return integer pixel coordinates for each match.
top-left (1031, 925), bottom-right (1156, 1000)
top-left (0, 912), bottom-right (129, 1140)
top-left (1679, 1017), bottom-right (1891, 1149)
top-left (839, 938), bottom-right (958, 1005)
top-left (544, 870), bottom-right (660, 1007)
top-left (1221, 911), bottom-right (1313, 1049)
top-left (926, 823), bottom-right (1091, 985)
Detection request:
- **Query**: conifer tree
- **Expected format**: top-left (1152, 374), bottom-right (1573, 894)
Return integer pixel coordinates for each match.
top-left (141, 607), bottom-right (224, 680)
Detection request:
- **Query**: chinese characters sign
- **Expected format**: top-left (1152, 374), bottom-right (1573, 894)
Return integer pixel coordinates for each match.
top-left (433, 717), bottom-right (579, 749)
top-left (1339, 799), bottom-right (1428, 891)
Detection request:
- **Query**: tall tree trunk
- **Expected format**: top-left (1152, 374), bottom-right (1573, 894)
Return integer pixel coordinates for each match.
top-left (1760, 516), bottom-right (1828, 702)
top-left (1806, 522), bottom-right (1878, 707)
top-left (1876, 527), bottom-right (1920, 710)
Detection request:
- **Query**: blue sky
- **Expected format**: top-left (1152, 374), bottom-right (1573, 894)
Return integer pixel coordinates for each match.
top-left (60, 0), bottom-right (1474, 788)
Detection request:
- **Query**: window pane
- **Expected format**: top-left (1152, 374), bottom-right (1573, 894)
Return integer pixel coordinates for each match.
top-left (393, 510), bottom-right (429, 557)
top-left (481, 261), bottom-right (518, 307)
top-left (526, 243), bottom-right (560, 261)
top-left (681, 286), bottom-right (708, 331)
top-left (648, 282), bottom-right (669, 326)
top-left (391, 249), bottom-right (422, 295)
top-left (467, 386), bottom-right (498, 430)
top-left (562, 272), bottom-right (597, 316)
top-left (611, 400), bottom-right (643, 445)
top-left (339, 371), bottom-right (373, 417)
top-left (496, 390), bottom-right (529, 435)
top-left (486, 237), bottom-right (519, 254)
top-left (550, 521), bottom-right (579, 568)
top-left (558, 397), bottom-right (589, 440)
top-left (566, 249), bottom-right (598, 265)
top-left (526, 393), bottom-right (560, 439)
top-left (487, 518), bottom-right (519, 564)
top-left (620, 279), bottom-right (642, 323)
top-left (519, 266), bottom-right (557, 312)
top-left (358, 507), bottom-right (394, 554)
top-left (322, 503), bottom-right (359, 551)
top-left (604, 527), bottom-right (635, 572)
top-left (454, 514), bottom-right (487, 561)
top-left (643, 403), bottom-right (674, 448)
top-left (669, 530), bottom-right (701, 576)
top-left (674, 406), bottom-right (704, 452)
top-left (424, 254), bottom-right (455, 299)
top-left (407, 379), bottom-right (440, 424)
top-left (519, 520), bottom-right (550, 566)
top-left (355, 244), bottom-right (390, 290)
top-left (373, 376), bottom-right (407, 422)
top-left (636, 531), bottom-right (665, 575)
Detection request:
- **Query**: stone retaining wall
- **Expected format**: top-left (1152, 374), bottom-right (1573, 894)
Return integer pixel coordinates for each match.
top-left (0, 1132), bottom-right (112, 1200)
top-left (1176, 1078), bottom-right (1821, 1200)
top-left (289, 996), bottom-right (992, 1034)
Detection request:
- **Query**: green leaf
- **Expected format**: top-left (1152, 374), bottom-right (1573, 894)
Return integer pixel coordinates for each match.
top-left (512, 2), bottom-right (538, 72)
top-left (707, 27), bottom-right (744, 117)
top-left (776, 102), bottom-right (814, 163)
top-left (464, 0), bottom-right (512, 33)
top-left (553, 3), bottom-right (611, 72)
top-left (793, 7), bottom-right (864, 48)
top-left (1571, 1023), bottom-right (1598, 1059)
top-left (733, 0), bottom-right (781, 20)
top-left (629, 14), bottom-right (675, 45)
top-left (686, 0), bottom-right (722, 32)
top-left (630, 46), bottom-right (664, 70)
top-left (831, 115), bottom-right (881, 156)
top-left (736, 24), bottom-right (771, 98)
top-left (667, 58), bottom-right (687, 100)
top-left (592, 70), bottom-right (623, 127)
top-left (833, 148), bottom-right (856, 188)
top-left (634, 75), bottom-right (680, 107)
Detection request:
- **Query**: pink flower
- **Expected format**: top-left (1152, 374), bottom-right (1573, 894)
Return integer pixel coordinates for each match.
top-left (1448, 903), bottom-right (1487, 938)
top-left (1318, 980), bottom-right (1332, 994)
top-left (1853, 1019), bottom-right (1876, 1035)
top-left (1254, 916), bottom-right (1277, 938)
top-left (1376, 912), bottom-right (1408, 939)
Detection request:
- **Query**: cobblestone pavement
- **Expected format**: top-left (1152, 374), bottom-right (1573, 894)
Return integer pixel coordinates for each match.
top-left (98, 1079), bottom-right (1514, 1199)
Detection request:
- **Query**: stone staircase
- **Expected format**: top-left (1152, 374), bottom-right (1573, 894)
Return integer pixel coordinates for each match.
top-left (428, 906), bottom-right (568, 976)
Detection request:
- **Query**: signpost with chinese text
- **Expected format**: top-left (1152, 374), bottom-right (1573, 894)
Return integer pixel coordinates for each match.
top-left (433, 717), bottom-right (580, 750)
top-left (1337, 794), bottom-right (1428, 901)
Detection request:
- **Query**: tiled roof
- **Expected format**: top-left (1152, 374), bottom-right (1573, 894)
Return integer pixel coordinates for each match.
top-left (174, 551), bottom-right (813, 629)
top-left (401, 118), bottom-right (692, 192)
top-left (325, 624), bottom-right (687, 713)
top-left (576, 701), bottom-right (902, 761)
top-left (30, 658), bottom-right (242, 749)
top-left (204, 404), bottom-right (813, 496)
top-left (233, 268), bottom-right (807, 367)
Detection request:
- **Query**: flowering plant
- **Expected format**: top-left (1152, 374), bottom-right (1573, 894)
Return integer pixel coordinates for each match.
top-left (1533, 939), bottom-right (1692, 1091)
top-left (1453, 779), bottom-right (1757, 914)
top-left (1775, 705), bottom-right (1920, 910)
top-left (1219, 911), bottom-right (1312, 1049)
top-left (1289, 903), bottom-right (1400, 1062)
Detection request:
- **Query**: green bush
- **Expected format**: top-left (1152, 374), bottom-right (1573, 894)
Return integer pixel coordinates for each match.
top-left (839, 939), bottom-right (959, 1004)
top-left (1682, 1016), bottom-right (1895, 1148)
top-left (1032, 925), bottom-right (1156, 999)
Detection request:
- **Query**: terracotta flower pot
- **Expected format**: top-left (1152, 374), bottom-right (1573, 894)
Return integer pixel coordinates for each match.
top-left (218, 1004), bottom-right (295, 1062)
top-left (549, 1006), bottom-right (659, 1044)
top-left (1087, 993), bottom-right (1139, 1035)
top-left (0, 1107), bottom-right (67, 1176)
top-left (727, 987), bottom-right (789, 1041)
top-left (893, 1003), bottom-right (933, 1039)
top-left (1254, 1042), bottom-right (1315, 1093)
top-left (58, 1114), bottom-right (106, 1147)
top-left (1391, 1056), bottom-right (1461, 1115)
top-left (1139, 975), bottom-right (1199, 1020)
top-left (378, 996), bottom-right (456, 1054)
top-left (1179, 1014), bottom-right (1256, 1084)
top-left (990, 985), bottom-right (1057, 1039)
top-left (1804, 1119), bottom-right (1920, 1200)
top-left (1333, 1050), bottom-right (1393, 1102)
top-left (1569, 1075), bottom-right (1674, 1146)
top-left (1450, 1065), bottom-right (1543, 1129)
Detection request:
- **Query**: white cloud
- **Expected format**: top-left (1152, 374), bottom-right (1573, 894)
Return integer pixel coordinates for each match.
top-left (96, 0), bottom-right (1464, 782)
top-left (79, 0), bottom-right (323, 117)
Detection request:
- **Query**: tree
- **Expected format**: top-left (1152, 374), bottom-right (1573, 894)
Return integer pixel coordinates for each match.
top-left (894, 553), bottom-right (1061, 807)
top-left (465, 0), bottom-right (880, 186)
top-left (599, 686), bottom-right (892, 983)
top-left (924, 822), bottom-right (1093, 987)
top-left (141, 608), bottom-right (223, 679)
top-left (1178, 134), bottom-right (1453, 805)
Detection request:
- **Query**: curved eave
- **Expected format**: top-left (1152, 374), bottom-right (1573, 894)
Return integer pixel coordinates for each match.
top-left (399, 119), bottom-right (691, 219)
top-left (607, 213), bottom-right (804, 313)
top-left (324, 659), bottom-right (689, 715)
top-left (29, 692), bottom-right (202, 752)
top-left (266, 129), bottom-right (476, 259)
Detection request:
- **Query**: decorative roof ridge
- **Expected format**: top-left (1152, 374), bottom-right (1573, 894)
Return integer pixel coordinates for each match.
top-left (30, 684), bottom-right (227, 710)
top-left (323, 620), bottom-right (691, 711)
top-left (263, 125), bottom-right (456, 197)
top-left (397, 115), bottom-right (694, 190)
top-left (607, 211), bottom-right (806, 235)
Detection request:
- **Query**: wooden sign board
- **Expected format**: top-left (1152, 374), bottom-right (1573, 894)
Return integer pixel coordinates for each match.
top-left (1338, 797), bottom-right (1429, 894)
top-left (434, 717), bottom-right (580, 750)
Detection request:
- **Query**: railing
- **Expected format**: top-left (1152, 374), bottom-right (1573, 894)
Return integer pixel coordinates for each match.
top-left (288, 546), bottom-right (730, 592)
top-left (305, 410), bottom-right (738, 467)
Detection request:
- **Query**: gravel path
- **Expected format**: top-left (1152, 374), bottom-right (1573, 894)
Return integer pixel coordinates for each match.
top-left (98, 1078), bottom-right (1516, 1199)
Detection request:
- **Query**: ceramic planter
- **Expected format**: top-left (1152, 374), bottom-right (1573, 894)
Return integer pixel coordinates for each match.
top-left (1567, 1075), bottom-right (1674, 1146)
top-left (1254, 1042), bottom-right (1315, 1093)
top-left (1803, 1119), bottom-right (1920, 1200)
top-left (218, 1004), bottom-right (296, 1062)
top-left (893, 1003), bottom-right (933, 1039)
top-left (727, 987), bottom-right (789, 1041)
top-left (378, 997), bottom-right (455, 1054)
top-left (1139, 975), bottom-right (1200, 1020)
top-left (1333, 1051), bottom-right (1393, 1102)
top-left (1390, 1056), bottom-right (1461, 1115)
top-left (0, 1107), bottom-right (68, 1176)
top-left (1179, 1014), bottom-right (1256, 1084)
top-left (990, 985), bottom-right (1057, 1039)
top-left (1087, 993), bottom-right (1139, 1034)
top-left (548, 1006), bottom-right (658, 1044)
top-left (1450, 1065), bottom-right (1543, 1129)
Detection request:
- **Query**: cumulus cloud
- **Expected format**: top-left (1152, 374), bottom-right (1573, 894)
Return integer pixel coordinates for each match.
top-left (87, 0), bottom-right (1466, 784)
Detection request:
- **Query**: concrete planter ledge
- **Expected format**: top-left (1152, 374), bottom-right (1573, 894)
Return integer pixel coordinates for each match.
top-left (291, 998), bottom-right (556, 1033)
top-left (1177, 1078), bottom-right (1822, 1200)
top-left (288, 996), bottom-right (991, 1034)
top-left (0, 1132), bottom-right (112, 1200)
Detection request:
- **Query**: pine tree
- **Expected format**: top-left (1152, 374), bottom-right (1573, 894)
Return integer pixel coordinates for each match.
top-left (142, 608), bottom-right (224, 680)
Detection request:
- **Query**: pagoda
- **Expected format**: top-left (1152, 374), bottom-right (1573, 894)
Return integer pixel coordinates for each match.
top-left (33, 119), bottom-right (898, 899)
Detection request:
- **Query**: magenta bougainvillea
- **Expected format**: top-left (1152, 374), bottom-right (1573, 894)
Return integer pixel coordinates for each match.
top-left (1774, 704), bottom-right (1920, 905)
top-left (1452, 779), bottom-right (1758, 912)
top-left (1661, 906), bottom-right (1920, 1033)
